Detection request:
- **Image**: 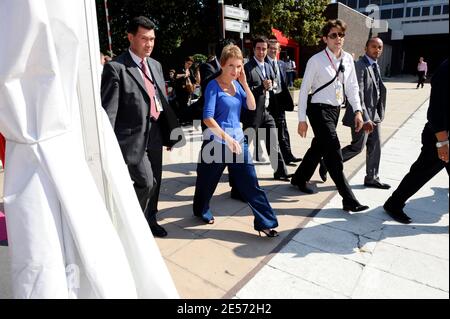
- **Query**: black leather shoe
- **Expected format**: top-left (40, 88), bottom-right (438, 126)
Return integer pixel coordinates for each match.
top-left (274, 172), bottom-right (293, 181)
top-left (319, 161), bottom-right (328, 182)
top-left (286, 157), bottom-right (302, 165)
top-left (383, 200), bottom-right (411, 224)
top-left (343, 202), bottom-right (369, 212)
top-left (291, 180), bottom-right (315, 194)
top-left (364, 180), bottom-right (391, 189)
top-left (150, 223), bottom-right (168, 238)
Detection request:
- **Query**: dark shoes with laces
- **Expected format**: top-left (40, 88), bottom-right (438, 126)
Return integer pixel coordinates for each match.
top-left (383, 197), bottom-right (412, 224)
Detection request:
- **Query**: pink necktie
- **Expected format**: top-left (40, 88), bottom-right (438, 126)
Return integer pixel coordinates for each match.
top-left (141, 59), bottom-right (160, 120)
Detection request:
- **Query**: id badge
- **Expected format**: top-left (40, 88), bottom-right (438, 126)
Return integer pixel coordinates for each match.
top-left (265, 90), bottom-right (270, 108)
top-left (154, 96), bottom-right (164, 112)
top-left (335, 81), bottom-right (343, 104)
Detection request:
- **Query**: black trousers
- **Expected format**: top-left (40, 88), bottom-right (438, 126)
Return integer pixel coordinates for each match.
top-left (244, 110), bottom-right (287, 176)
top-left (389, 123), bottom-right (449, 208)
top-left (417, 71), bottom-right (426, 88)
top-left (292, 103), bottom-right (358, 205)
top-left (270, 109), bottom-right (296, 163)
top-left (127, 120), bottom-right (163, 225)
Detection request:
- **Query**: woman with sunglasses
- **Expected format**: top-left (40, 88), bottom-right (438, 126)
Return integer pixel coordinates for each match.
top-left (291, 19), bottom-right (369, 213)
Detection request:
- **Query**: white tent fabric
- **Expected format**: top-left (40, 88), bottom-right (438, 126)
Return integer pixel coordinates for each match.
top-left (0, 0), bottom-right (179, 298)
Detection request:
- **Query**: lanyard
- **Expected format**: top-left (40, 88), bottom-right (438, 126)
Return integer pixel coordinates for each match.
top-left (325, 50), bottom-right (340, 73)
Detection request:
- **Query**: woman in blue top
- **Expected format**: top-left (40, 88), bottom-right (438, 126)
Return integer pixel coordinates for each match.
top-left (193, 44), bottom-right (279, 237)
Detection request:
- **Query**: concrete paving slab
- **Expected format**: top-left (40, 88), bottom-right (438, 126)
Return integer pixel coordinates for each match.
top-left (166, 259), bottom-right (227, 299)
top-left (352, 266), bottom-right (448, 299)
top-left (368, 241), bottom-right (449, 292)
top-left (167, 238), bottom-right (265, 293)
top-left (268, 240), bottom-right (364, 297)
top-left (364, 225), bottom-right (449, 260)
top-left (236, 266), bottom-right (347, 299)
top-left (292, 221), bottom-right (376, 265)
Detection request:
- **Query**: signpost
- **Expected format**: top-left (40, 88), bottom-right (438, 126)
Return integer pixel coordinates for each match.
top-left (223, 3), bottom-right (250, 50)
top-left (224, 19), bottom-right (250, 33)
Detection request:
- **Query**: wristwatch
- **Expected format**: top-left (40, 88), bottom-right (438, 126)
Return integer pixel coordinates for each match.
top-left (436, 140), bottom-right (449, 148)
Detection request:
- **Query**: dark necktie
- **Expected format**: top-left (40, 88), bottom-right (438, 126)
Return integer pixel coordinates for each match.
top-left (141, 59), bottom-right (160, 120)
top-left (372, 63), bottom-right (381, 100)
top-left (372, 63), bottom-right (381, 86)
top-left (272, 60), bottom-right (277, 76)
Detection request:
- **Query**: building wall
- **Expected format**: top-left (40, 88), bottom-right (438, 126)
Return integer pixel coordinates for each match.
top-left (328, 3), bottom-right (379, 59)
top-left (338, 0), bottom-right (449, 38)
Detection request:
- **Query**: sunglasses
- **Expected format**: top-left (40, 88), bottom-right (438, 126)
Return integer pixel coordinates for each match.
top-left (328, 32), bottom-right (345, 39)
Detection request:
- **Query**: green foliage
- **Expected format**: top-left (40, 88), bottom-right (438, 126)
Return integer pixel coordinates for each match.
top-left (227, 0), bottom-right (328, 46)
top-left (95, 0), bottom-right (329, 56)
top-left (96, 0), bottom-right (205, 56)
top-left (293, 78), bottom-right (302, 89)
top-left (192, 54), bottom-right (207, 64)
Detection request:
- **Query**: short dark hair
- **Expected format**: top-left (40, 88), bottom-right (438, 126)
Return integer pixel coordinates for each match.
top-left (322, 19), bottom-right (347, 37)
top-left (365, 37), bottom-right (383, 47)
top-left (185, 56), bottom-right (194, 63)
top-left (252, 36), bottom-right (268, 49)
top-left (127, 16), bottom-right (155, 35)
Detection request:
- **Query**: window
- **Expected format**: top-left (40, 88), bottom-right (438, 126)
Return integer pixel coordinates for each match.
top-left (370, 0), bottom-right (381, 5)
top-left (359, 0), bottom-right (370, 8)
top-left (347, 0), bottom-right (358, 8)
top-left (443, 5), bottom-right (449, 15)
top-left (393, 8), bottom-right (404, 18)
top-left (422, 6), bottom-right (430, 16)
top-left (433, 6), bottom-right (442, 15)
top-left (393, 0), bottom-right (404, 3)
top-left (381, 9), bottom-right (392, 19)
top-left (405, 7), bottom-right (411, 17)
top-left (412, 7), bottom-right (421, 17)
top-left (382, 0), bottom-right (393, 4)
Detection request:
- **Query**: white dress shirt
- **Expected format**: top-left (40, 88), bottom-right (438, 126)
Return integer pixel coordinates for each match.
top-left (254, 56), bottom-right (267, 79)
top-left (298, 47), bottom-right (362, 122)
top-left (129, 48), bottom-right (153, 81)
top-left (267, 56), bottom-right (282, 94)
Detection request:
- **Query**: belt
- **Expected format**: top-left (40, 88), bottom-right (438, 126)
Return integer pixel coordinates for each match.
top-left (310, 102), bottom-right (340, 109)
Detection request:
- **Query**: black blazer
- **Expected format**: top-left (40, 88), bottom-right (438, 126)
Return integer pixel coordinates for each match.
top-left (101, 51), bottom-right (185, 165)
top-left (242, 57), bottom-right (275, 128)
top-left (266, 58), bottom-right (294, 116)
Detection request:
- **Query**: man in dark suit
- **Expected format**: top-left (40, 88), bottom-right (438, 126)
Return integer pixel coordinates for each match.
top-left (384, 59), bottom-right (449, 224)
top-left (240, 37), bottom-right (290, 181)
top-left (320, 37), bottom-right (390, 189)
top-left (266, 39), bottom-right (301, 166)
top-left (101, 16), bottom-right (184, 237)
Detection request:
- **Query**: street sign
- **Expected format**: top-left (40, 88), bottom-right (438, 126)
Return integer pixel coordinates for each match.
top-left (224, 19), bottom-right (250, 33)
top-left (224, 5), bottom-right (249, 21)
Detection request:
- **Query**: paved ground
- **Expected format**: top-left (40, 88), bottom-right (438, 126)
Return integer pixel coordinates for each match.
top-left (0, 76), bottom-right (447, 299)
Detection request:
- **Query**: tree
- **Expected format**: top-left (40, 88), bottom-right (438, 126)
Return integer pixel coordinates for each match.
top-left (96, 0), bottom-right (205, 56)
top-left (227, 0), bottom-right (328, 46)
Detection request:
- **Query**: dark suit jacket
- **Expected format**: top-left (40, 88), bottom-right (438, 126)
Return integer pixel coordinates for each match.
top-left (242, 57), bottom-right (275, 128)
top-left (266, 58), bottom-right (294, 117)
top-left (343, 56), bottom-right (387, 127)
top-left (101, 51), bottom-right (184, 165)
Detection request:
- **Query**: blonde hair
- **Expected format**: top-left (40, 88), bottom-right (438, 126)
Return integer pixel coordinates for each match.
top-left (219, 44), bottom-right (243, 66)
